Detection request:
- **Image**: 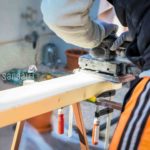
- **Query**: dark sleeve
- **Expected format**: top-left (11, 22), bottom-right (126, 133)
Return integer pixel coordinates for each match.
top-left (107, 0), bottom-right (127, 27)
top-left (107, 0), bottom-right (113, 5)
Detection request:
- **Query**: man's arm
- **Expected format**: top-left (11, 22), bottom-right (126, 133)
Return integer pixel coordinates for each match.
top-left (41, 0), bottom-right (117, 49)
top-left (107, 0), bottom-right (113, 5)
top-left (110, 0), bottom-right (127, 27)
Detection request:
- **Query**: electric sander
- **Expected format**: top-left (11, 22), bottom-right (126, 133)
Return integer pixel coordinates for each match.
top-left (75, 34), bottom-right (140, 83)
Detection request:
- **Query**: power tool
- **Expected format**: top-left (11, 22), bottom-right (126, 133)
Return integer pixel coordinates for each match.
top-left (75, 34), bottom-right (140, 83)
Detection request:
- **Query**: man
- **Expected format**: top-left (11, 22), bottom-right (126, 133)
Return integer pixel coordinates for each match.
top-left (41, 0), bottom-right (150, 149)
top-left (107, 0), bottom-right (150, 149)
top-left (41, 0), bottom-right (118, 49)
top-left (98, 0), bottom-right (127, 35)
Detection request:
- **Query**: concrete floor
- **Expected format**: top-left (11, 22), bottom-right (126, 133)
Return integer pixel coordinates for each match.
top-left (0, 72), bottom-right (129, 150)
top-left (0, 125), bottom-right (14, 150)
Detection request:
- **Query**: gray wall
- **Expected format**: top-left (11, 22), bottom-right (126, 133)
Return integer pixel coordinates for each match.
top-left (0, 0), bottom-right (99, 72)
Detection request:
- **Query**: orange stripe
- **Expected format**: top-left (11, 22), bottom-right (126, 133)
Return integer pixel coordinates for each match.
top-left (109, 77), bottom-right (150, 150)
top-left (138, 116), bottom-right (150, 150)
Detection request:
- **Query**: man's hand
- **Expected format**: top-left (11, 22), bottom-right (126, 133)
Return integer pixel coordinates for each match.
top-left (110, 31), bottom-right (133, 51)
top-left (95, 20), bottom-right (118, 38)
top-left (90, 20), bottom-right (118, 58)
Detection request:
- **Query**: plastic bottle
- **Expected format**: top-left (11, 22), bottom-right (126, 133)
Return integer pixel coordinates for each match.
top-left (92, 117), bottom-right (100, 145)
top-left (58, 108), bottom-right (64, 134)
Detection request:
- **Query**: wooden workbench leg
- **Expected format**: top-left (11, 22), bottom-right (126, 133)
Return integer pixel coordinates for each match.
top-left (72, 103), bottom-right (89, 150)
top-left (11, 121), bottom-right (25, 150)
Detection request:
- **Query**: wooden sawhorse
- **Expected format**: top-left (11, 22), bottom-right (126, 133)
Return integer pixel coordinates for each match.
top-left (0, 73), bottom-right (121, 150)
top-left (11, 102), bottom-right (89, 150)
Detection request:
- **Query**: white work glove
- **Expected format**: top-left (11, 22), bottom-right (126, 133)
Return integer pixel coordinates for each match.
top-left (90, 20), bottom-right (118, 58)
top-left (110, 31), bottom-right (134, 51)
top-left (95, 20), bottom-right (118, 38)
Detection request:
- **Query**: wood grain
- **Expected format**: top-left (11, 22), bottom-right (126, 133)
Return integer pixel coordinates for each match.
top-left (0, 72), bottom-right (121, 127)
top-left (73, 103), bottom-right (89, 150)
top-left (11, 121), bottom-right (25, 150)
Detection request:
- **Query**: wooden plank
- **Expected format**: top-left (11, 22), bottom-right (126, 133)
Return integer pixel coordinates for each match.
top-left (0, 72), bottom-right (121, 127)
top-left (73, 103), bottom-right (89, 150)
top-left (11, 121), bottom-right (25, 150)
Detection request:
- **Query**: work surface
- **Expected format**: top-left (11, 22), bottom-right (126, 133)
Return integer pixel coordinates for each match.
top-left (0, 72), bottom-right (121, 128)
